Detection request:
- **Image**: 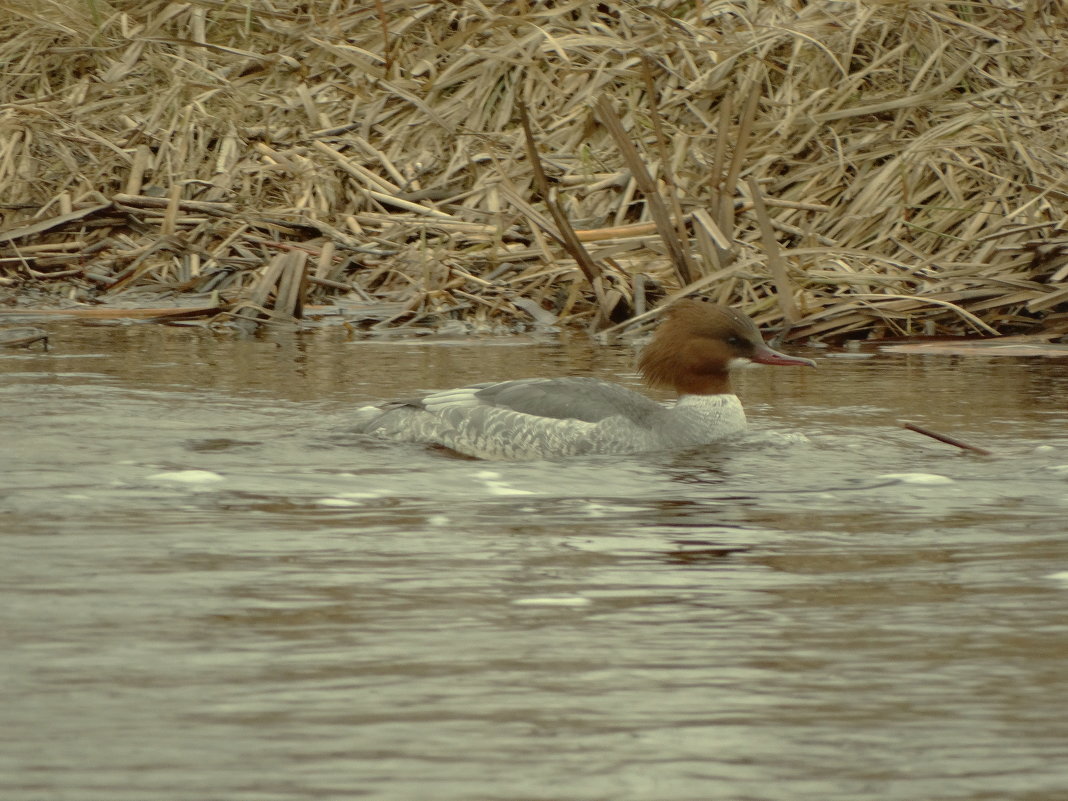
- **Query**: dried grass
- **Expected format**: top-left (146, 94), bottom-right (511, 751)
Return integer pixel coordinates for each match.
top-left (2, 0), bottom-right (1067, 339)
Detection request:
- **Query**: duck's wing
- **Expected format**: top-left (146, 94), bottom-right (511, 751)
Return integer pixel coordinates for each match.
top-left (402, 376), bottom-right (663, 425)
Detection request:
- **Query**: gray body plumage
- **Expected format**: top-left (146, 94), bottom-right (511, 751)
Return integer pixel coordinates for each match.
top-left (352, 376), bottom-right (747, 460)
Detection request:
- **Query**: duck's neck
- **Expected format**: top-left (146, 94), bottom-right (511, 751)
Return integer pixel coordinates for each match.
top-left (672, 371), bottom-right (732, 396)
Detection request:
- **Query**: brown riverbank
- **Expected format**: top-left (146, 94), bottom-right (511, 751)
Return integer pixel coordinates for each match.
top-left (2, 1), bottom-right (1066, 340)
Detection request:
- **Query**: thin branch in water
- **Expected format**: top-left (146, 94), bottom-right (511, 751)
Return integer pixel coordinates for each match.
top-left (901, 421), bottom-right (992, 456)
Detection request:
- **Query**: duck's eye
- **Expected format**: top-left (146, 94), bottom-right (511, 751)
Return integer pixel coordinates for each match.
top-left (726, 335), bottom-right (742, 346)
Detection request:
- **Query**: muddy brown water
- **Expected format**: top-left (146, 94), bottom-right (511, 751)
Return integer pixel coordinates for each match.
top-left (2, 321), bottom-right (1068, 801)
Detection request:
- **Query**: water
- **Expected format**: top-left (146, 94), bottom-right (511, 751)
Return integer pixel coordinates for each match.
top-left (2, 322), bottom-right (1068, 801)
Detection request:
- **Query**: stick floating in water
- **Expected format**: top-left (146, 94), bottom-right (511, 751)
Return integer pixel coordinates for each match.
top-left (901, 421), bottom-right (992, 456)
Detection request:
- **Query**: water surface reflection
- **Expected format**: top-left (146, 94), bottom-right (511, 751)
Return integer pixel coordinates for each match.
top-left (2, 322), bottom-right (1067, 800)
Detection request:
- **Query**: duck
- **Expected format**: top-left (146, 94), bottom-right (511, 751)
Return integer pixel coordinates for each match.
top-left (352, 299), bottom-right (815, 460)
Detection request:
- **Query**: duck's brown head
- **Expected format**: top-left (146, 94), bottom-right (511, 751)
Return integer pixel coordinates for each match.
top-left (637, 299), bottom-right (816, 395)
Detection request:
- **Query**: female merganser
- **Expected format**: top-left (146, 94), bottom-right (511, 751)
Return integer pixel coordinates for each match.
top-left (353, 299), bottom-right (815, 460)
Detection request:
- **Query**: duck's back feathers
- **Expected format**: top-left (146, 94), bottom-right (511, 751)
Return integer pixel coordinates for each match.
top-left (460, 377), bottom-right (662, 424)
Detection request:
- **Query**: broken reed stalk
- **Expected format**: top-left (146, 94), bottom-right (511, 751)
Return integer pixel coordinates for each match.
top-left (708, 94), bottom-right (733, 241)
top-left (719, 77), bottom-right (761, 237)
top-left (515, 98), bottom-right (623, 328)
top-left (902, 422), bottom-right (993, 456)
top-left (747, 176), bottom-right (801, 325)
top-left (373, 0), bottom-right (393, 75)
top-left (274, 250), bottom-right (309, 321)
top-left (640, 56), bottom-right (700, 284)
top-left (594, 96), bottom-right (695, 287)
top-left (229, 251), bottom-right (296, 333)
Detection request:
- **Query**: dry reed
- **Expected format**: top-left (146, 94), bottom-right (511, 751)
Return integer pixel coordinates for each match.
top-left (1, 0), bottom-right (1067, 340)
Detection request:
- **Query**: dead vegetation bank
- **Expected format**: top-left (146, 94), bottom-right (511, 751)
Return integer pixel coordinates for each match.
top-left (2, 0), bottom-right (1067, 340)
